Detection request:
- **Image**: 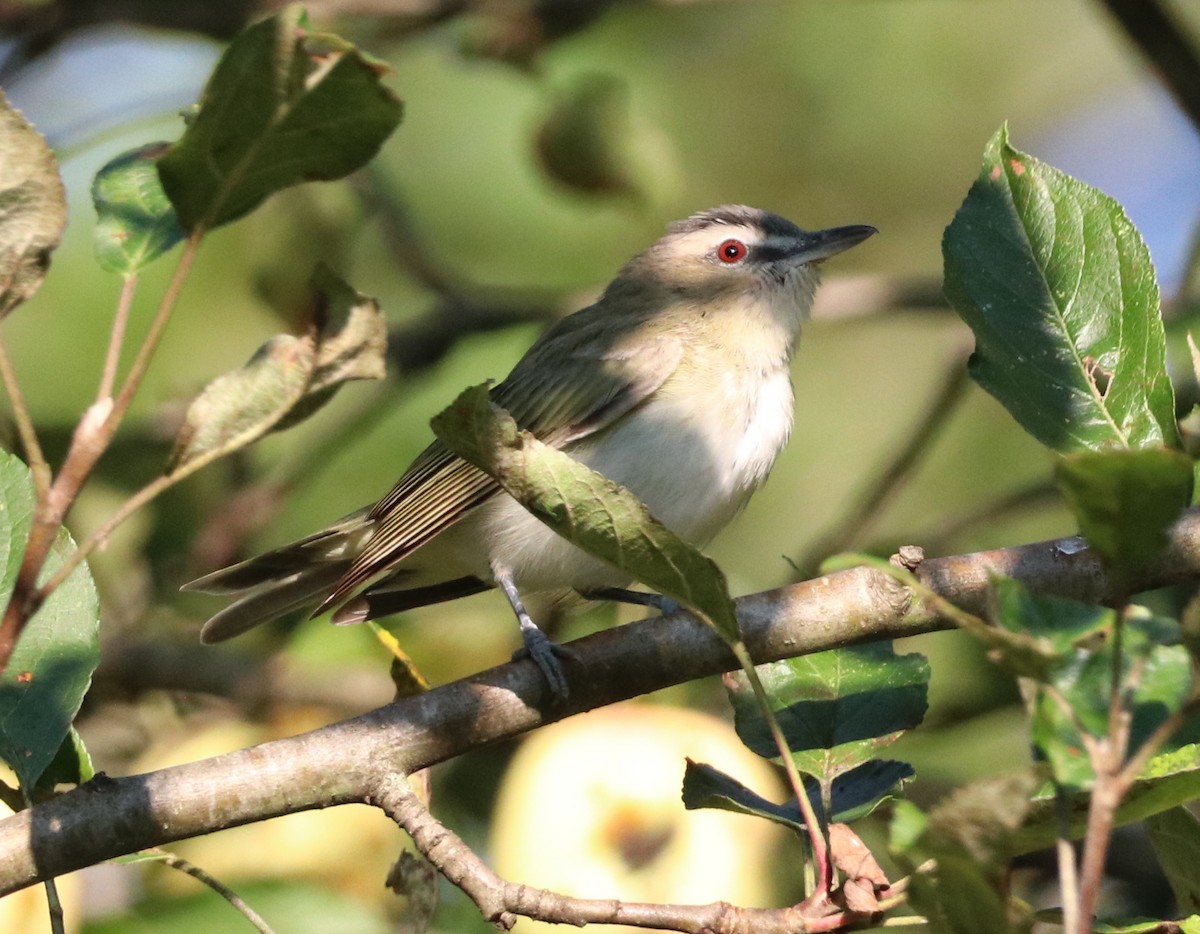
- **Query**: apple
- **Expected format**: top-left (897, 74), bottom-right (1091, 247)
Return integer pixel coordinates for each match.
top-left (491, 701), bottom-right (789, 932)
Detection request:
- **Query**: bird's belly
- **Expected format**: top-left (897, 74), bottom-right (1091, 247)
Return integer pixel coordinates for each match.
top-left (434, 366), bottom-right (794, 596)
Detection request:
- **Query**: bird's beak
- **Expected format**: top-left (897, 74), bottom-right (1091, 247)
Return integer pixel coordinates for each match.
top-left (794, 225), bottom-right (878, 264)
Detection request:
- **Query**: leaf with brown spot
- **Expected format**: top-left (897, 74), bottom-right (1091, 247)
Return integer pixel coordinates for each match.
top-left (0, 89), bottom-right (66, 318)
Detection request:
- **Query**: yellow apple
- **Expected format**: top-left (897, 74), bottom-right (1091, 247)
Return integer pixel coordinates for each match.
top-left (491, 702), bottom-right (790, 933)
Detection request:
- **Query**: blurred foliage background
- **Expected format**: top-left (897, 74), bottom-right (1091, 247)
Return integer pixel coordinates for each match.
top-left (1, 0), bottom-right (1199, 930)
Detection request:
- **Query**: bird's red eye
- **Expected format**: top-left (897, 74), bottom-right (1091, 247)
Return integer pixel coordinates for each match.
top-left (717, 239), bottom-right (748, 263)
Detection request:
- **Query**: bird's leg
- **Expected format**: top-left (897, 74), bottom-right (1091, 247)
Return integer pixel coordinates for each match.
top-left (581, 587), bottom-right (680, 617)
top-left (492, 562), bottom-right (573, 699)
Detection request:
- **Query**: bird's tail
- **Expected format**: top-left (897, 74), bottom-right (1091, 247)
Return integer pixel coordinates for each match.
top-left (184, 509), bottom-right (375, 643)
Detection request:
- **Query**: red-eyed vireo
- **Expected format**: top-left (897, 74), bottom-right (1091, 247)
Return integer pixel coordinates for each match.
top-left (186, 206), bottom-right (875, 696)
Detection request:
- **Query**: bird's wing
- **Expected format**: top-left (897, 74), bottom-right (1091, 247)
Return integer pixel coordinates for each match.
top-left (317, 313), bottom-right (683, 610)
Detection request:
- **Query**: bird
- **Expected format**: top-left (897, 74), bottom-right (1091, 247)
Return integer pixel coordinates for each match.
top-left (185, 205), bottom-right (876, 696)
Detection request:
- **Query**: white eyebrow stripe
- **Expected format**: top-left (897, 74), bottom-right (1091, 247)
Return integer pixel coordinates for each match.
top-left (668, 224), bottom-right (762, 255)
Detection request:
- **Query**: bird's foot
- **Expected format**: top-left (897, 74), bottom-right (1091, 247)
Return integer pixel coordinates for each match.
top-left (512, 627), bottom-right (579, 700)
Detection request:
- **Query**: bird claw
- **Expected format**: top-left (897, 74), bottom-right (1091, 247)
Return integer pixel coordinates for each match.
top-left (512, 630), bottom-right (578, 699)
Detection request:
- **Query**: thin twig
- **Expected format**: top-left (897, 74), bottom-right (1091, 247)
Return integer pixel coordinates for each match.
top-left (43, 877), bottom-right (64, 934)
top-left (0, 330), bottom-right (50, 498)
top-left (36, 473), bottom-right (173, 600)
top-left (370, 770), bottom-right (864, 932)
top-left (1075, 604), bottom-right (1135, 934)
top-left (1054, 789), bottom-right (1079, 934)
top-left (111, 232), bottom-right (202, 425)
top-left (143, 848), bottom-right (277, 934)
top-left (1041, 683), bottom-right (1103, 761)
top-left (96, 274), bottom-right (138, 403)
top-left (1117, 692), bottom-right (1200, 787)
top-left (0, 231), bottom-right (204, 671)
top-left (1075, 775), bottom-right (1120, 934)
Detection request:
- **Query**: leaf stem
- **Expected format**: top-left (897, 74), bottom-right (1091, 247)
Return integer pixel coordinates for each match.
top-left (96, 274), bottom-right (138, 403)
top-left (37, 390), bottom-right (261, 600)
top-left (36, 474), bottom-right (173, 601)
top-left (111, 232), bottom-right (201, 425)
top-left (0, 231), bottom-right (203, 672)
top-left (43, 877), bottom-right (64, 934)
top-left (0, 330), bottom-right (50, 499)
top-left (143, 848), bottom-right (277, 934)
top-left (731, 641), bottom-right (831, 898)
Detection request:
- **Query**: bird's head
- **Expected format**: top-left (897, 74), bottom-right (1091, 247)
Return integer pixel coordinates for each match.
top-left (605, 205), bottom-right (876, 330)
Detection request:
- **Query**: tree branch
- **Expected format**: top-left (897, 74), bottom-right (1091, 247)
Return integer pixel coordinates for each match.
top-left (1, 509), bottom-right (1199, 894)
top-left (1096, 0), bottom-right (1200, 134)
top-left (371, 771), bottom-right (865, 932)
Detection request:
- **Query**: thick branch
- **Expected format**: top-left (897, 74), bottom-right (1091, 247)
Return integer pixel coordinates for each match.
top-left (1, 510), bottom-right (1200, 894)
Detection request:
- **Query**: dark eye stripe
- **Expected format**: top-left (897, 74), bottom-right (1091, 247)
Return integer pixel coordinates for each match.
top-left (753, 244), bottom-right (791, 263)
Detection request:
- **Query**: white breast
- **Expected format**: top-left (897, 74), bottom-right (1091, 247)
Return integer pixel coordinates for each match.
top-left (729, 366), bottom-right (795, 492)
top-left (503, 359), bottom-right (793, 584)
top-left (414, 345), bottom-right (796, 597)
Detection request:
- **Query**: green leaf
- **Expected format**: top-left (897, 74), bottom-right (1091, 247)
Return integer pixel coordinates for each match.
top-left (1036, 643), bottom-right (1192, 790)
top-left (168, 266), bottom-right (386, 474)
top-left (726, 643), bottom-right (929, 785)
top-left (157, 5), bottom-right (403, 231)
top-left (0, 88), bottom-right (66, 318)
top-left (0, 453), bottom-right (100, 789)
top-left (1145, 807), bottom-right (1200, 916)
top-left (987, 578), bottom-right (1193, 790)
top-left (943, 125), bottom-right (1177, 452)
top-left (92, 143), bottom-right (186, 274)
top-left (33, 726), bottom-right (95, 796)
top-left (431, 384), bottom-right (740, 641)
top-left (169, 334), bottom-right (316, 472)
top-left (1015, 743), bottom-right (1200, 853)
top-left (1055, 447), bottom-right (1192, 583)
top-left (890, 772), bottom-right (1040, 934)
top-left (682, 759), bottom-right (805, 831)
top-left (682, 757), bottom-right (912, 830)
top-left (989, 575), bottom-right (1116, 680)
top-left (1030, 619), bottom-right (1190, 790)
